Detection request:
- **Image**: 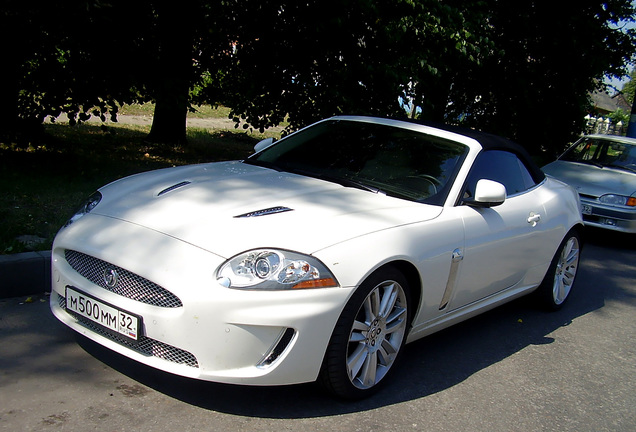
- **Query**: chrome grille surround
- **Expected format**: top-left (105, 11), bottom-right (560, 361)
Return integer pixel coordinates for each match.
top-left (64, 249), bottom-right (182, 308)
top-left (57, 293), bottom-right (198, 368)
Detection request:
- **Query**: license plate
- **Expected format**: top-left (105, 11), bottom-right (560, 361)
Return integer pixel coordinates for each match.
top-left (66, 286), bottom-right (141, 341)
top-left (581, 204), bottom-right (593, 215)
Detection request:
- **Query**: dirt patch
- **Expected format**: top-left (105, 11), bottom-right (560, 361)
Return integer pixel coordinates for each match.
top-left (46, 113), bottom-right (284, 133)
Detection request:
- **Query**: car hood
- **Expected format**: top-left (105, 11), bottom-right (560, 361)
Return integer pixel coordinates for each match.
top-left (542, 160), bottom-right (636, 198)
top-left (92, 161), bottom-right (442, 257)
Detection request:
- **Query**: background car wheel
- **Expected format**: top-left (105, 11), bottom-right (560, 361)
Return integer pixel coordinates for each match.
top-left (536, 229), bottom-right (581, 310)
top-left (319, 267), bottom-right (411, 399)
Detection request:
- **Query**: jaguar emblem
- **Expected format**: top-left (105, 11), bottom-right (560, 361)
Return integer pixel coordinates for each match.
top-left (103, 268), bottom-right (119, 288)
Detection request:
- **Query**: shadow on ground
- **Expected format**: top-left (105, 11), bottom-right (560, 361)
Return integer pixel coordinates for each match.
top-left (76, 227), bottom-right (635, 418)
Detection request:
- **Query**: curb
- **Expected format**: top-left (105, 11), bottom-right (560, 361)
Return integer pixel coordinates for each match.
top-left (0, 251), bottom-right (51, 299)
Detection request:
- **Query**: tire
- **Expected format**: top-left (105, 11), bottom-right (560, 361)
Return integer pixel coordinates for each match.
top-left (536, 229), bottom-right (581, 310)
top-left (319, 267), bottom-right (411, 399)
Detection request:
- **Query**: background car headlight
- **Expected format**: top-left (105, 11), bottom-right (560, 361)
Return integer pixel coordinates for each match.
top-left (217, 249), bottom-right (339, 290)
top-left (64, 191), bottom-right (102, 227)
top-left (599, 194), bottom-right (636, 207)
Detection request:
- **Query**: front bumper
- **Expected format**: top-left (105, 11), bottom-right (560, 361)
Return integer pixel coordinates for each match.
top-left (50, 214), bottom-right (353, 385)
top-left (580, 198), bottom-right (636, 233)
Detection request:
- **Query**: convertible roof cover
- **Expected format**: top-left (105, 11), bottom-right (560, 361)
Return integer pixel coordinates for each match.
top-left (404, 119), bottom-right (546, 183)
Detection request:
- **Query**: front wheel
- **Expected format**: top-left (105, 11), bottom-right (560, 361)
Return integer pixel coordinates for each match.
top-left (319, 268), bottom-right (410, 399)
top-left (536, 230), bottom-right (581, 310)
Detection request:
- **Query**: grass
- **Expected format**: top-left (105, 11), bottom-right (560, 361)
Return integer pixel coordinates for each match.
top-left (0, 105), bottom-right (281, 254)
top-left (118, 103), bottom-right (234, 119)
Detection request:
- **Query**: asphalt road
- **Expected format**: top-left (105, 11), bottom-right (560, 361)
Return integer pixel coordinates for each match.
top-left (1, 229), bottom-right (634, 432)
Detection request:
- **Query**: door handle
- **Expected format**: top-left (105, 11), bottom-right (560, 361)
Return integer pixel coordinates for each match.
top-left (527, 212), bottom-right (541, 226)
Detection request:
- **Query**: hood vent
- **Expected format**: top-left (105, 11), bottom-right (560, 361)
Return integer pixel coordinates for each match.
top-left (158, 181), bottom-right (191, 196)
top-left (234, 206), bottom-right (293, 218)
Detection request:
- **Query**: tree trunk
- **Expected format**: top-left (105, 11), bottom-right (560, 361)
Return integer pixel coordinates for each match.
top-left (148, 85), bottom-right (189, 145)
top-left (146, 5), bottom-right (193, 145)
top-left (627, 96), bottom-right (636, 139)
top-left (0, 14), bottom-right (23, 140)
top-left (412, 77), bottom-right (451, 123)
top-left (0, 69), bottom-right (20, 139)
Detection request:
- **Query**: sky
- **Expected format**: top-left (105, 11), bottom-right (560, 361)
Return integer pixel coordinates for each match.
top-left (604, 6), bottom-right (636, 93)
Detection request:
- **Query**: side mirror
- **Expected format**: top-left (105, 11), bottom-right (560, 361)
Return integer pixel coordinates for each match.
top-left (254, 137), bottom-right (276, 153)
top-left (463, 179), bottom-right (506, 208)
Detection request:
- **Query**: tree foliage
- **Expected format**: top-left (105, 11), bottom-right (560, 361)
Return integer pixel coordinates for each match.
top-left (447, 1), bottom-right (636, 155)
top-left (215, 0), bottom-right (494, 131)
top-left (0, 1), bottom-right (156, 132)
top-left (2, 0), bottom-right (635, 156)
top-left (622, 68), bottom-right (636, 104)
top-left (218, 0), bottom-right (635, 155)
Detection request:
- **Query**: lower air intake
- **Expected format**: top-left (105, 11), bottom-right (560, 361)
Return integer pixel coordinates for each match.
top-left (58, 293), bottom-right (198, 368)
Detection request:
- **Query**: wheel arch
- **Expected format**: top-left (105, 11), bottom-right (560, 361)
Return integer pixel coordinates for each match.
top-left (318, 259), bottom-right (419, 398)
top-left (571, 223), bottom-right (585, 243)
top-left (371, 260), bottom-right (422, 328)
top-left (534, 223), bottom-right (583, 310)
top-left (558, 223), bottom-right (585, 255)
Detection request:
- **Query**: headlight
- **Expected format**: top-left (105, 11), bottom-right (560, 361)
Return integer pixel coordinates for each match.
top-left (599, 194), bottom-right (636, 207)
top-left (217, 249), bottom-right (339, 290)
top-left (65, 192), bottom-right (102, 227)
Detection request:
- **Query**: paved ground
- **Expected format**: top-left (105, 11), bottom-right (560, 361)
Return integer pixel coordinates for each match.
top-left (1, 229), bottom-right (634, 431)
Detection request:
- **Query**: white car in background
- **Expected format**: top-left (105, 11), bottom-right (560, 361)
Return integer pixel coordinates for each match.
top-left (50, 116), bottom-right (583, 399)
top-left (543, 134), bottom-right (636, 233)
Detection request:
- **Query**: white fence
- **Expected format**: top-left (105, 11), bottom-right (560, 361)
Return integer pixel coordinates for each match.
top-left (584, 115), bottom-right (626, 136)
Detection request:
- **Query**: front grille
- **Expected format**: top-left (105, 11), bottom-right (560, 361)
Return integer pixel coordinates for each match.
top-left (58, 293), bottom-right (198, 368)
top-left (64, 250), bottom-right (182, 308)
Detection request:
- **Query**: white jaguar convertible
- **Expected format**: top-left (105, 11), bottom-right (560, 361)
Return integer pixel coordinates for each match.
top-left (50, 116), bottom-right (583, 399)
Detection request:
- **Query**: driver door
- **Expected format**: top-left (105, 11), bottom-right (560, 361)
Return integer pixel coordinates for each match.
top-left (445, 150), bottom-right (551, 310)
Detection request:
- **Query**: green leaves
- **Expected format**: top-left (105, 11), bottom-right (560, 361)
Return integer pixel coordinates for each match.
top-left (3, 0), bottom-right (634, 155)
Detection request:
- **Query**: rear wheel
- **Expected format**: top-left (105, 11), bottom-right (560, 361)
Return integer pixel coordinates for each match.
top-left (537, 230), bottom-right (581, 310)
top-left (320, 268), bottom-right (410, 399)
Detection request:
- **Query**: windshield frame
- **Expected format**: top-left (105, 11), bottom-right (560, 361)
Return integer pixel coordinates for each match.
top-left (244, 119), bottom-right (470, 206)
top-left (560, 137), bottom-right (636, 172)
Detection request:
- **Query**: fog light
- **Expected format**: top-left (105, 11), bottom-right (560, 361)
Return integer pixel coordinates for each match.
top-left (602, 218), bottom-right (617, 226)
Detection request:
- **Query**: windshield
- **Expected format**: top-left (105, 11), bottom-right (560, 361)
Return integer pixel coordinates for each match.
top-left (560, 137), bottom-right (636, 172)
top-left (245, 119), bottom-right (468, 204)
